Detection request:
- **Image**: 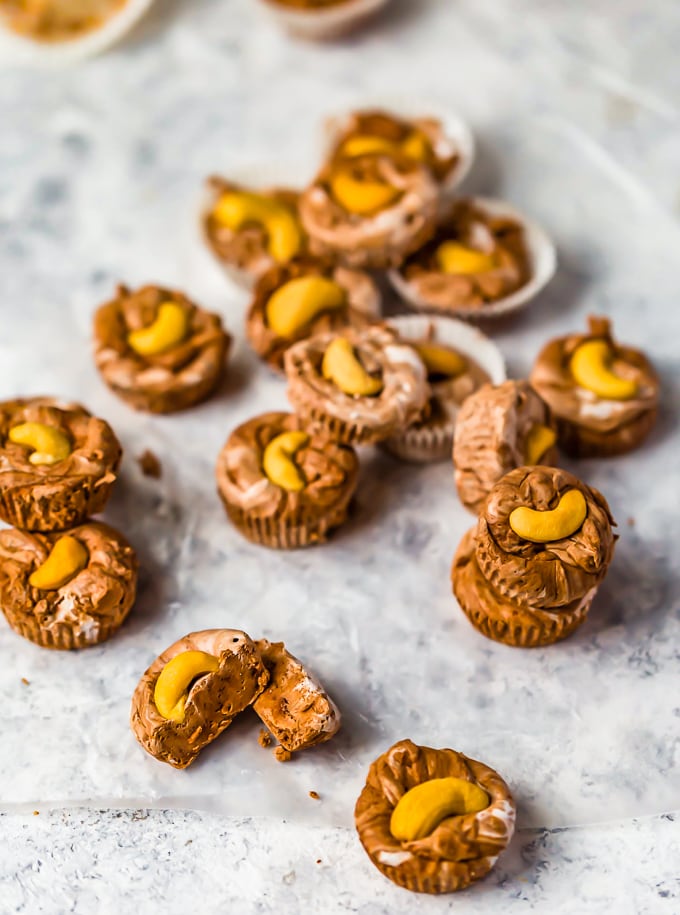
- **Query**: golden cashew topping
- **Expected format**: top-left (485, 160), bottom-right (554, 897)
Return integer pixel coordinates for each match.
top-left (154, 651), bottom-right (221, 723)
top-left (524, 424), bottom-right (557, 465)
top-left (390, 776), bottom-right (490, 842)
top-left (399, 129), bottom-right (431, 163)
top-left (340, 130), bottom-right (431, 164)
top-left (414, 342), bottom-right (466, 379)
top-left (262, 431), bottom-right (310, 492)
top-left (509, 488), bottom-right (587, 543)
top-left (341, 135), bottom-right (399, 158)
top-left (330, 167), bottom-right (400, 216)
top-left (212, 191), bottom-right (302, 263)
top-left (128, 302), bottom-right (189, 356)
top-left (436, 241), bottom-right (497, 275)
top-left (265, 276), bottom-right (346, 339)
top-left (322, 337), bottom-right (384, 397)
top-left (8, 422), bottom-right (72, 466)
top-left (570, 340), bottom-right (638, 401)
top-left (29, 535), bottom-right (89, 590)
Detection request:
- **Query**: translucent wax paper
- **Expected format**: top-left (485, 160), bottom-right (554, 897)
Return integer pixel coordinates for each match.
top-left (1, 105), bottom-right (678, 831)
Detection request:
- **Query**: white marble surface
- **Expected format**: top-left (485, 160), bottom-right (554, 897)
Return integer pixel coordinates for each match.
top-left (1, 0), bottom-right (680, 911)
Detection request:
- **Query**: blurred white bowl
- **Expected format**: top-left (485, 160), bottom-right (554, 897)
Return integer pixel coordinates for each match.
top-left (256, 0), bottom-right (390, 40)
top-left (0, 0), bottom-right (155, 66)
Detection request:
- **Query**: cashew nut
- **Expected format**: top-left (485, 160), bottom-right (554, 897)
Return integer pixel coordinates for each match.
top-left (154, 650), bottom-right (220, 722)
top-left (262, 431), bottom-right (310, 492)
top-left (390, 776), bottom-right (490, 842)
top-left (212, 191), bottom-right (302, 263)
top-left (509, 488), bottom-right (587, 543)
top-left (330, 167), bottom-right (400, 215)
top-left (321, 337), bottom-right (384, 397)
top-left (570, 340), bottom-right (638, 401)
top-left (399, 129), bottom-right (431, 163)
top-left (265, 276), bottom-right (346, 339)
top-left (128, 302), bottom-right (189, 356)
top-left (436, 241), bottom-right (496, 275)
top-left (340, 131), bottom-right (431, 164)
top-left (414, 342), bottom-right (466, 379)
top-left (340, 135), bottom-right (399, 158)
top-left (8, 422), bottom-right (72, 466)
top-left (29, 535), bottom-right (89, 590)
top-left (524, 424), bottom-right (557, 465)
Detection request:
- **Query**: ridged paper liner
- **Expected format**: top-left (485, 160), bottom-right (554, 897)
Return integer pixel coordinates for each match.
top-left (104, 355), bottom-right (228, 415)
top-left (2, 610), bottom-right (131, 651)
top-left (256, 0), bottom-right (389, 39)
top-left (0, 0), bottom-right (155, 66)
top-left (388, 195), bottom-right (557, 321)
top-left (381, 315), bottom-right (506, 463)
top-left (554, 408), bottom-right (658, 458)
top-left (219, 480), bottom-right (356, 550)
top-left (0, 476), bottom-right (117, 533)
top-left (452, 529), bottom-right (594, 648)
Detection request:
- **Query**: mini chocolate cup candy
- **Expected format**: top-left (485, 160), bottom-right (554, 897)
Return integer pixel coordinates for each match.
top-left (451, 466), bottom-right (616, 647)
top-left (381, 315), bottom-right (506, 464)
top-left (299, 151), bottom-right (438, 271)
top-left (530, 315), bottom-right (659, 457)
top-left (201, 174), bottom-right (306, 287)
top-left (246, 256), bottom-right (380, 373)
top-left (216, 411), bottom-right (359, 549)
top-left (355, 739), bottom-right (515, 894)
top-left (389, 197), bottom-right (556, 320)
top-left (0, 397), bottom-right (121, 532)
top-left (93, 283), bottom-right (231, 414)
top-left (452, 529), bottom-right (594, 648)
top-left (284, 325), bottom-right (429, 446)
top-left (453, 380), bottom-right (558, 514)
top-left (0, 521), bottom-right (138, 650)
top-left (253, 640), bottom-right (341, 752)
top-left (130, 629), bottom-right (269, 769)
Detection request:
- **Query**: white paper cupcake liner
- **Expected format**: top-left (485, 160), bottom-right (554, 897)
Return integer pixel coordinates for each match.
top-left (256, 0), bottom-right (390, 40)
top-left (388, 195), bottom-right (557, 321)
top-left (0, 0), bottom-right (155, 65)
top-left (381, 314), bottom-right (506, 462)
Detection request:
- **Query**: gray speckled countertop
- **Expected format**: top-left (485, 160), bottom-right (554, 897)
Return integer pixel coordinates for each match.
top-left (1, 1), bottom-right (680, 912)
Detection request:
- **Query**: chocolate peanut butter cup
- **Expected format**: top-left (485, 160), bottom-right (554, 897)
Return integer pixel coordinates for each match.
top-left (452, 466), bottom-right (616, 647)
top-left (530, 316), bottom-right (659, 457)
top-left (93, 283), bottom-right (231, 414)
top-left (0, 397), bottom-right (121, 531)
top-left (382, 315), bottom-right (505, 463)
top-left (285, 325), bottom-right (429, 446)
top-left (453, 380), bottom-right (558, 514)
top-left (300, 151), bottom-right (438, 270)
top-left (130, 629), bottom-right (269, 769)
top-left (355, 739), bottom-right (515, 894)
top-left (0, 521), bottom-right (138, 650)
top-left (216, 411), bottom-right (359, 549)
top-left (246, 256), bottom-right (380, 373)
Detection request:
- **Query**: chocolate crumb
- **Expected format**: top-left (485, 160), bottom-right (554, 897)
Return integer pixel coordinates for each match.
top-left (21, 677), bottom-right (30, 686)
top-left (258, 729), bottom-right (272, 749)
top-left (316, 859), bottom-right (322, 865)
top-left (309, 791), bottom-right (320, 800)
top-left (138, 450), bottom-right (162, 479)
top-left (274, 746), bottom-right (292, 762)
